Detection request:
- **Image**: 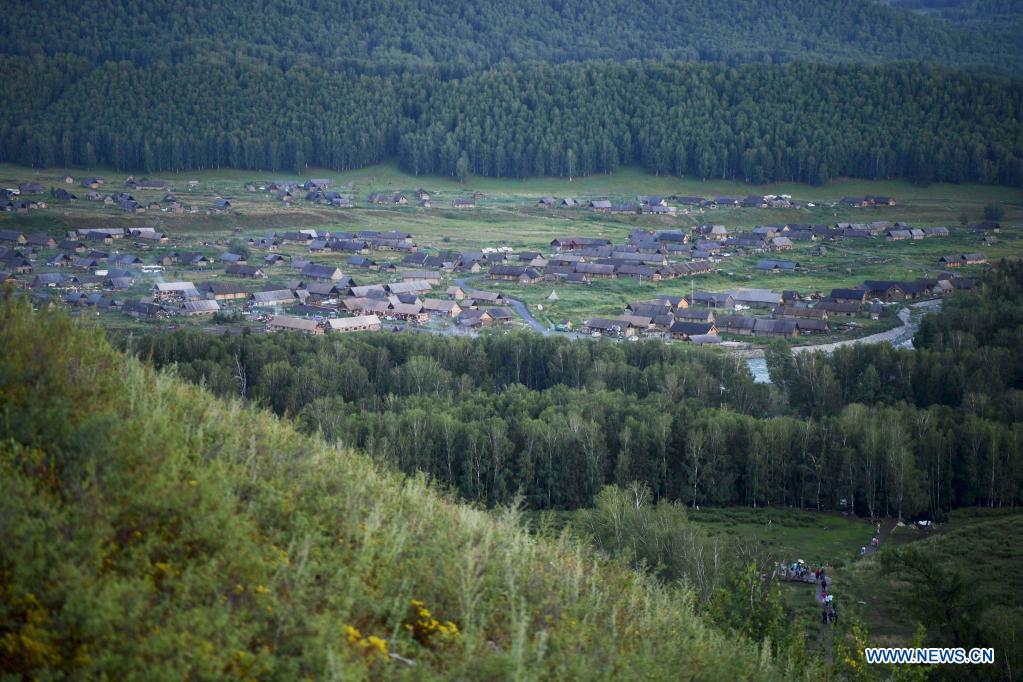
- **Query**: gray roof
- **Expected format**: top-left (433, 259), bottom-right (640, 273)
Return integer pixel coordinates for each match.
top-left (252, 289), bottom-right (296, 303)
top-left (731, 288), bottom-right (783, 305)
top-left (181, 300), bottom-right (221, 313)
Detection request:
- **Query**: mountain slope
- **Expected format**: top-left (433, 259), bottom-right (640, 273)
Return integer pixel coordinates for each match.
top-left (0, 297), bottom-right (797, 679)
top-left (2, 0), bottom-right (1021, 72)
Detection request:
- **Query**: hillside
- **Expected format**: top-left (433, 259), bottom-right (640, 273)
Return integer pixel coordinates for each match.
top-left (0, 296), bottom-right (798, 679)
top-left (2, 0), bottom-right (1021, 72)
top-left (2, 58), bottom-right (1021, 186)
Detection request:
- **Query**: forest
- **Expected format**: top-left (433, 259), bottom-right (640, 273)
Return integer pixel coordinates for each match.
top-left (2, 56), bottom-right (1022, 186)
top-left (124, 262), bottom-right (1023, 520)
top-left (3, 0), bottom-right (1021, 72)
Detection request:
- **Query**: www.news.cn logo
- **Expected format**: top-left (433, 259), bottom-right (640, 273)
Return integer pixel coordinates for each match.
top-left (865, 648), bottom-right (995, 665)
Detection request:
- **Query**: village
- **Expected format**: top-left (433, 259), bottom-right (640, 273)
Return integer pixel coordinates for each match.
top-left (0, 169), bottom-right (1012, 347)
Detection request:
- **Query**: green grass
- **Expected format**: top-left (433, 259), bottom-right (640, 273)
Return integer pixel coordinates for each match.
top-left (685, 507), bottom-right (874, 566)
top-left (4, 162), bottom-right (1021, 248)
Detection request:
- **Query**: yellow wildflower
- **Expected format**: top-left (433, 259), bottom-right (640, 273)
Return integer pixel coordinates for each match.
top-left (365, 636), bottom-right (388, 657)
top-left (344, 625), bottom-right (362, 644)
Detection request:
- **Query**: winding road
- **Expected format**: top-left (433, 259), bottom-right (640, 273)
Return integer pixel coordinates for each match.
top-left (455, 276), bottom-right (550, 335)
top-left (790, 298), bottom-right (941, 354)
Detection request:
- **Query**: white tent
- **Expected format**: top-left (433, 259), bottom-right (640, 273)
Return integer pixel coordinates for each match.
top-left (547, 289), bottom-right (559, 302)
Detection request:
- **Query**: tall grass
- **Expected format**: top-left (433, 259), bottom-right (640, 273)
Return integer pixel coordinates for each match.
top-left (0, 296), bottom-right (806, 679)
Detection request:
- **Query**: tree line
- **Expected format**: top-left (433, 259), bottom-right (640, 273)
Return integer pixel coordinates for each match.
top-left (122, 262), bottom-right (1023, 519)
top-left (3, 55), bottom-right (1022, 186)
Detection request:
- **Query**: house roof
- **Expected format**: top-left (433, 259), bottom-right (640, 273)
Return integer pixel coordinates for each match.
top-left (421, 299), bottom-right (459, 313)
top-left (328, 315), bottom-right (381, 330)
top-left (818, 301), bottom-right (862, 314)
top-left (829, 288), bottom-right (865, 300)
top-left (862, 280), bottom-right (904, 294)
top-left (301, 263), bottom-right (343, 279)
top-left (181, 300), bottom-right (221, 313)
top-left (200, 282), bottom-right (247, 295)
top-left (391, 303), bottom-right (424, 315)
top-left (669, 321), bottom-right (715, 336)
top-left (387, 280), bottom-right (433, 294)
top-left (690, 291), bottom-right (733, 305)
top-left (731, 288), bottom-right (783, 304)
top-left (716, 315), bottom-right (757, 330)
top-left (617, 315), bottom-right (652, 328)
top-left (226, 264), bottom-right (264, 276)
top-left (252, 289), bottom-right (296, 303)
top-left (583, 317), bottom-right (621, 330)
top-left (627, 303), bottom-right (671, 318)
top-left (466, 289), bottom-right (504, 302)
top-left (753, 319), bottom-right (798, 334)
top-left (674, 308), bottom-right (715, 322)
top-left (155, 281), bottom-right (197, 292)
top-left (269, 315), bottom-right (320, 332)
top-left (774, 305), bottom-right (827, 319)
top-left (756, 260), bottom-right (798, 271)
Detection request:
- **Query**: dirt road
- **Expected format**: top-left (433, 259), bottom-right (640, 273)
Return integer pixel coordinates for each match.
top-left (791, 299), bottom-right (942, 354)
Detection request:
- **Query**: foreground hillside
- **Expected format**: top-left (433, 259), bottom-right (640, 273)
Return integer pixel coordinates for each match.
top-left (0, 297), bottom-right (796, 679)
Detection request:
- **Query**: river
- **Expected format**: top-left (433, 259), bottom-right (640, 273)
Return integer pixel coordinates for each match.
top-left (747, 357), bottom-right (771, 383)
top-left (743, 300), bottom-right (936, 382)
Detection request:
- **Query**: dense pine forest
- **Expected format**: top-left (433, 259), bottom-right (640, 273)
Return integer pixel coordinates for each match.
top-left (4, 0), bottom-right (1021, 71)
top-left (1, 1), bottom-right (1022, 185)
top-left (126, 262), bottom-right (1023, 519)
top-left (2, 57), bottom-right (1022, 185)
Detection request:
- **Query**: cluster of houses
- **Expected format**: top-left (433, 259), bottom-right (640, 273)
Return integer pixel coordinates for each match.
top-left (853, 277), bottom-right (974, 302)
top-left (550, 223), bottom-right (957, 272)
top-left (539, 194), bottom-right (802, 213)
top-left (261, 181), bottom-right (479, 210)
top-left (1, 176), bottom-right (232, 214)
top-left (484, 234), bottom-right (716, 284)
top-left (580, 268), bottom-right (977, 342)
top-left (549, 223), bottom-right (954, 263)
top-left (885, 226), bottom-right (949, 240)
top-left (233, 229), bottom-right (420, 255)
top-left (582, 288), bottom-right (826, 341)
top-left (266, 179), bottom-right (354, 207)
top-left (698, 221), bottom-right (947, 247)
top-left (839, 196), bottom-right (896, 208)
top-left (141, 274), bottom-right (516, 332)
top-left (938, 253), bottom-right (987, 268)
top-left (367, 188), bottom-right (478, 209)
top-left (1, 228), bottom-right (172, 284)
top-left (0, 182), bottom-right (49, 212)
top-left (0, 222), bottom-right (530, 334)
top-left (0, 194), bottom-right (996, 344)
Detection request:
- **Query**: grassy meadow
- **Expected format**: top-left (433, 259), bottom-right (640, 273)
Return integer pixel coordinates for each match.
top-left (3, 161), bottom-right (1021, 247)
